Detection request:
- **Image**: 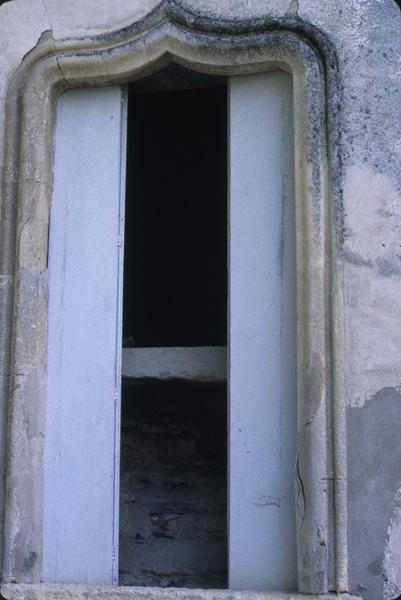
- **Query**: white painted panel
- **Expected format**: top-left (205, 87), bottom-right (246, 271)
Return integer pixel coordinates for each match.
top-left (43, 87), bottom-right (127, 584)
top-left (122, 347), bottom-right (227, 382)
top-left (229, 72), bottom-right (297, 590)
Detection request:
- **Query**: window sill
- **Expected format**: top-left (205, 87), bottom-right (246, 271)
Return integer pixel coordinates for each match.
top-left (122, 346), bottom-right (227, 382)
top-left (1, 583), bottom-right (362, 600)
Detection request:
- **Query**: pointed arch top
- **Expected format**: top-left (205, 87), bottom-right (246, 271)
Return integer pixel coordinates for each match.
top-left (0, 4), bottom-right (349, 598)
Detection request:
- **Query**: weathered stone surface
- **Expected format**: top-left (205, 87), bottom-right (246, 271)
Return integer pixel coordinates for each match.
top-left (1, 583), bottom-right (362, 600)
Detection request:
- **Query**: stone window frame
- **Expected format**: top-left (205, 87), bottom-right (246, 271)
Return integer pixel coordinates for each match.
top-left (0, 2), bottom-right (352, 598)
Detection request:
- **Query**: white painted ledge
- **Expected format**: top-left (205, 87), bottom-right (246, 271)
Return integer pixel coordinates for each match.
top-left (122, 347), bottom-right (227, 382)
top-left (1, 584), bottom-right (362, 600)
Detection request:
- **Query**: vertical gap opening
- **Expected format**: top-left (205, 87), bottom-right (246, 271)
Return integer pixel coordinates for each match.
top-left (120, 65), bottom-right (228, 588)
top-left (122, 66), bottom-right (227, 348)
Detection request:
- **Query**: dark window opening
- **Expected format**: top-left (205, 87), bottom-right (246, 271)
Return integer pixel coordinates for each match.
top-left (119, 383), bottom-right (227, 588)
top-left (123, 65), bottom-right (227, 348)
top-left (120, 66), bottom-right (228, 588)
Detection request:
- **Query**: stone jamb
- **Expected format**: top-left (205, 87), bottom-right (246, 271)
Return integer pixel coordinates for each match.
top-left (0, 2), bottom-right (351, 598)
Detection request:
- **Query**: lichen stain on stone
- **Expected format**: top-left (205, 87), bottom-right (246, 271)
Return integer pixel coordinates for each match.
top-left (23, 552), bottom-right (38, 577)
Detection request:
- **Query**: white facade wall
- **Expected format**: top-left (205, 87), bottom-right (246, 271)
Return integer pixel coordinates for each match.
top-left (0, 1), bottom-right (401, 599)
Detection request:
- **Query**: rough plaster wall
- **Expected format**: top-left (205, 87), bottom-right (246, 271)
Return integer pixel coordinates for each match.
top-left (295, 3), bottom-right (401, 599)
top-left (0, 0), bottom-right (159, 190)
top-left (300, 3), bottom-right (401, 598)
top-left (347, 388), bottom-right (401, 599)
top-left (1, 1), bottom-right (401, 598)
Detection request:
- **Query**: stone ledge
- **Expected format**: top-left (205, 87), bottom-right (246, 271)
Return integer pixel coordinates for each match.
top-left (1, 584), bottom-right (362, 600)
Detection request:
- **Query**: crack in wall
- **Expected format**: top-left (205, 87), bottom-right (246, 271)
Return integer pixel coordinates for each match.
top-left (295, 454), bottom-right (306, 526)
top-left (39, 1), bottom-right (68, 84)
top-left (41, 0), bottom-right (52, 31)
top-left (286, 0), bottom-right (299, 17)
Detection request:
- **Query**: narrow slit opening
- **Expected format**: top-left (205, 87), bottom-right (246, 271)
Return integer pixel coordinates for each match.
top-left (120, 65), bottom-right (228, 588)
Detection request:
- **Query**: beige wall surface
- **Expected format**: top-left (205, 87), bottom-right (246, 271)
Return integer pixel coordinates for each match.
top-left (1, 1), bottom-right (401, 600)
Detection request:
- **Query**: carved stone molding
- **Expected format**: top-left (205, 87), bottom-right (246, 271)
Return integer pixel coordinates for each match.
top-left (0, 2), bottom-right (350, 597)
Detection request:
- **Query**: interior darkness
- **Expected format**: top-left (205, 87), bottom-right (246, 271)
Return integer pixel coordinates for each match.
top-left (119, 383), bottom-right (227, 588)
top-left (123, 66), bottom-right (227, 347)
top-left (120, 66), bottom-right (228, 587)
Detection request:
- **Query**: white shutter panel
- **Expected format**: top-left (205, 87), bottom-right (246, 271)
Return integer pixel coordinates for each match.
top-left (229, 71), bottom-right (297, 590)
top-left (43, 87), bottom-right (127, 584)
